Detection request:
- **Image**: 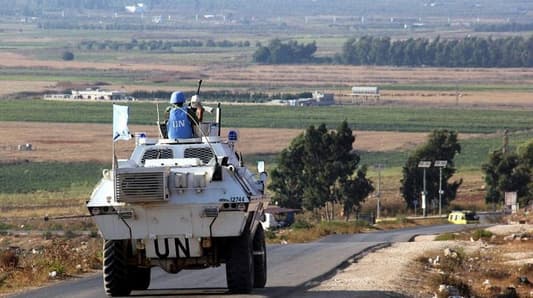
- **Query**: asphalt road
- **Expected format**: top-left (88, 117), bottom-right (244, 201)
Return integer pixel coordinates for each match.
top-left (13, 224), bottom-right (478, 298)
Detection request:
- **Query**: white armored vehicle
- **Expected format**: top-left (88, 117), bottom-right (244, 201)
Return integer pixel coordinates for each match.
top-left (87, 100), bottom-right (269, 296)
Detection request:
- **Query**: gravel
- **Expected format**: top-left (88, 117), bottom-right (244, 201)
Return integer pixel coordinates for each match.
top-left (298, 224), bottom-right (533, 298)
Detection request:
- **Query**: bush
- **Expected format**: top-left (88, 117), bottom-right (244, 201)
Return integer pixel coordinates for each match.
top-left (0, 222), bottom-right (13, 230)
top-left (472, 229), bottom-right (493, 240)
top-left (292, 219), bottom-right (314, 229)
top-left (265, 229), bottom-right (277, 240)
top-left (61, 51), bottom-right (74, 61)
top-left (435, 232), bottom-right (457, 241)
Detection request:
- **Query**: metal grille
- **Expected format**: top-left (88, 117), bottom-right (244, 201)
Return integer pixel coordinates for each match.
top-left (184, 147), bottom-right (213, 164)
top-left (141, 148), bottom-right (173, 164)
top-left (116, 168), bottom-right (168, 203)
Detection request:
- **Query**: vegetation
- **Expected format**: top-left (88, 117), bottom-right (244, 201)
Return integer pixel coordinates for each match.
top-left (336, 35), bottom-right (533, 67)
top-left (265, 219), bottom-right (370, 244)
top-left (400, 130), bottom-right (462, 210)
top-left (78, 39), bottom-right (251, 52)
top-left (129, 90), bottom-right (313, 102)
top-left (253, 39), bottom-right (318, 64)
top-left (269, 121), bottom-right (374, 220)
top-left (1, 100), bottom-right (532, 134)
top-left (0, 237), bottom-right (102, 294)
top-left (474, 22), bottom-right (533, 32)
top-left (482, 139), bottom-right (533, 206)
top-left (61, 51), bottom-right (74, 61)
top-left (0, 161), bottom-right (105, 193)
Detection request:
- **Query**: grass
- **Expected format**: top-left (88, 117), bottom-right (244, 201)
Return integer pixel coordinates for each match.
top-left (0, 161), bottom-right (105, 194)
top-left (380, 83), bottom-right (533, 92)
top-left (1, 99), bottom-right (532, 133)
top-left (360, 130), bottom-right (533, 168)
top-left (266, 219), bottom-right (371, 244)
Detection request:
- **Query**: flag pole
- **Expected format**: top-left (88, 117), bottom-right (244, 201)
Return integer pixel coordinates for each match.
top-left (112, 106), bottom-right (116, 203)
top-left (112, 104), bottom-right (131, 201)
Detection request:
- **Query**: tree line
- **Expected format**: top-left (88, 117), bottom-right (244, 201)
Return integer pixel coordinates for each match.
top-left (270, 124), bottom-right (532, 218)
top-left (336, 35), bottom-right (533, 67)
top-left (474, 22), bottom-right (533, 33)
top-left (253, 39), bottom-right (318, 64)
top-left (77, 39), bottom-right (251, 52)
top-left (129, 90), bottom-right (312, 102)
top-left (38, 22), bottom-right (176, 31)
top-left (254, 35), bottom-right (533, 67)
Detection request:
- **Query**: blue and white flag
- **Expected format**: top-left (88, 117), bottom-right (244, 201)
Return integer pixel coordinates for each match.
top-left (113, 104), bottom-right (131, 142)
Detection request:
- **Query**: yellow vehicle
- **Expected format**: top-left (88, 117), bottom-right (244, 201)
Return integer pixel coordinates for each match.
top-left (448, 210), bottom-right (480, 224)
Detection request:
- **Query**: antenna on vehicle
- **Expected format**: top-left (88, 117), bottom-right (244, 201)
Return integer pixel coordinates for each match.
top-left (196, 79), bottom-right (203, 95)
top-left (156, 102), bottom-right (164, 138)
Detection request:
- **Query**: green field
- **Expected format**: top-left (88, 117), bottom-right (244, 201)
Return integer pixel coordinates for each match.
top-left (1, 99), bottom-right (531, 133)
top-left (0, 161), bottom-right (105, 194)
top-left (359, 130), bottom-right (533, 169)
top-left (2, 130), bottom-right (530, 196)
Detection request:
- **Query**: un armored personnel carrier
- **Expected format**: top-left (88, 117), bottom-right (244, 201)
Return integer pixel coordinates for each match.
top-left (87, 103), bottom-right (269, 296)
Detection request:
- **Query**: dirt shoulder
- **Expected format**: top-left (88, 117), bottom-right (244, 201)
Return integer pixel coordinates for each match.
top-left (303, 224), bottom-right (533, 298)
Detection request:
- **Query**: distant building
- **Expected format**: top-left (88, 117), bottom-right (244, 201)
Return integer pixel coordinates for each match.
top-left (44, 89), bottom-right (134, 101)
top-left (350, 86), bottom-right (380, 103)
top-left (271, 91), bottom-right (335, 107)
top-left (125, 3), bottom-right (145, 14)
top-left (312, 91), bottom-right (334, 105)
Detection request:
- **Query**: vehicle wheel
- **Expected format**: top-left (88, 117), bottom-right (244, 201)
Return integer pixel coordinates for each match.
top-left (253, 225), bottom-right (267, 288)
top-left (130, 266), bottom-right (151, 290)
top-left (226, 230), bottom-right (254, 293)
top-left (103, 240), bottom-right (132, 296)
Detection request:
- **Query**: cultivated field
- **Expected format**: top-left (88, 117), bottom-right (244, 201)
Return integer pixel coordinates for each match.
top-left (0, 121), bottom-right (438, 163)
top-left (1, 51), bottom-right (533, 110)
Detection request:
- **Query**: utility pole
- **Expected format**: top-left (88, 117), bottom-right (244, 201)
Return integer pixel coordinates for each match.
top-left (374, 163), bottom-right (385, 219)
top-left (435, 160), bottom-right (448, 216)
top-left (418, 161), bottom-right (431, 217)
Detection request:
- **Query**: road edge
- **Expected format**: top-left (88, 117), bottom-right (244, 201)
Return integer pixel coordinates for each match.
top-left (283, 242), bottom-right (391, 297)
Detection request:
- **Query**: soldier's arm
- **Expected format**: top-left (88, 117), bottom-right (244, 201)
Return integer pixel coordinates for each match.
top-left (164, 106), bottom-right (172, 121)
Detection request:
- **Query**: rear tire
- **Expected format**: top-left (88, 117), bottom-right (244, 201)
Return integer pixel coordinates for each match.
top-left (130, 267), bottom-right (151, 290)
top-left (103, 240), bottom-right (131, 297)
top-left (226, 230), bottom-right (254, 293)
top-left (253, 225), bottom-right (267, 288)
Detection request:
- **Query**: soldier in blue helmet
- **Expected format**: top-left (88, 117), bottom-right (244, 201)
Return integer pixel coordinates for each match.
top-left (165, 91), bottom-right (196, 139)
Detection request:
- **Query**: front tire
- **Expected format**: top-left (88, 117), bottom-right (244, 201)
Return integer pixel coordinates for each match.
top-left (226, 230), bottom-right (254, 293)
top-left (103, 240), bottom-right (131, 296)
top-left (253, 225), bottom-right (267, 288)
top-left (130, 266), bottom-right (151, 290)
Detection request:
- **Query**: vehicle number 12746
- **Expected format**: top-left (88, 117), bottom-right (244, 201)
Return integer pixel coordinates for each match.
top-left (230, 196), bottom-right (246, 202)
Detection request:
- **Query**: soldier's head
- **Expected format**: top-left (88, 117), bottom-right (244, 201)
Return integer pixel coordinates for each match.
top-left (170, 91), bottom-right (185, 106)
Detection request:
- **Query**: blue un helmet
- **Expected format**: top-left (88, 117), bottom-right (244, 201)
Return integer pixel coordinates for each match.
top-left (169, 91), bottom-right (185, 104)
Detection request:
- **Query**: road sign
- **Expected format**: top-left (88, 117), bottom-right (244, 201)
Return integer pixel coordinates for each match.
top-left (505, 192), bottom-right (517, 206)
top-left (435, 160), bottom-right (448, 167)
top-left (418, 161), bottom-right (431, 168)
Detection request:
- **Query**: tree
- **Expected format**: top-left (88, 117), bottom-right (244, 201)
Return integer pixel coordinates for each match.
top-left (268, 135), bottom-right (305, 209)
top-left (400, 130), bottom-right (462, 211)
top-left (252, 46), bottom-right (271, 63)
top-left (268, 121), bottom-right (373, 220)
top-left (482, 139), bottom-right (533, 206)
top-left (337, 166), bottom-right (374, 221)
top-left (61, 50), bottom-right (74, 61)
top-left (252, 39), bottom-right (317, 64)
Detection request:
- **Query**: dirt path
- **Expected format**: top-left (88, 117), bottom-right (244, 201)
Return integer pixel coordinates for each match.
top-left (304, 224), bottom-right (533, 298)
top-left (301, 235), bottom-right (454, 297)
